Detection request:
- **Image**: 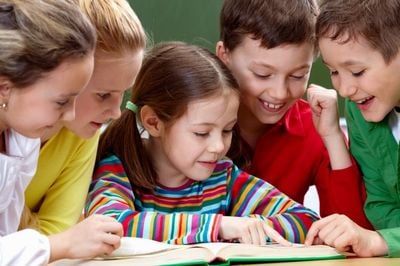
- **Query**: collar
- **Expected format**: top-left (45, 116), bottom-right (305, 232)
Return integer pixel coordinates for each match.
top-left (276, 100), bottom-right (307, 137)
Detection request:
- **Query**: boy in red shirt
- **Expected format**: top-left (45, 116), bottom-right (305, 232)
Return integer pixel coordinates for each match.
top-left (216, 0), bottom-right (372, 229)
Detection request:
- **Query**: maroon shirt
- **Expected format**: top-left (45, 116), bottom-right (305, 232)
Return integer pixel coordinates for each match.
top-left (249, 99), bottom-right (373, 229)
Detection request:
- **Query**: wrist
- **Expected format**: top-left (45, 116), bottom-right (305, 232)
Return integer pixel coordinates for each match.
top-left (370, 231), bottom-right (388, 257)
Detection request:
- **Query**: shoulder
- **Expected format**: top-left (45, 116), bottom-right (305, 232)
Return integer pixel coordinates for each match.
top-left (7, 129), bottom-right (40, 158)
top-left (94, 153), bottom-right (126, 178)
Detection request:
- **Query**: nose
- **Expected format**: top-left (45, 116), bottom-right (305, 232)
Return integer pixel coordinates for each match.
top-left (208, 134), bottom-right (225, 154)
top-left (335, 76), bottom-right (357, 98)
top-left (108, 105), bottom-right (122, 120)
top-left (270, 78), bottom-right (289, 100)
top-left (61, 103), bottom-right (76, 122)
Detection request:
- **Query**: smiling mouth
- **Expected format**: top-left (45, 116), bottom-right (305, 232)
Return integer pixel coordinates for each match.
top-left (260, 99), bottom-right (285, 112)
top-left (354, 96), bottom-right (374, 105)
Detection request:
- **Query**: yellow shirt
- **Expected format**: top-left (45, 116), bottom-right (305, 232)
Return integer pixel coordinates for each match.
top-left (24, 127), bottom-right (99, 235)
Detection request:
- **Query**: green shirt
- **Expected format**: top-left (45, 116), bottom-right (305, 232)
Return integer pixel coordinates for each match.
top-left (346, 100), bottom-right (400, 257)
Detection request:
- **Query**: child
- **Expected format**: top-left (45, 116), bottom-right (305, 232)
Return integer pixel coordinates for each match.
top-left (21, 0), bottom-right (146, 235)
top-left (86, 42), bottom-right (319, 245)
top-left (216, 0), bottom-right (372, 229)
top-left (305, 0), bottom-right (400, 258)
top-left (0, 0), bottom-right (122, 264)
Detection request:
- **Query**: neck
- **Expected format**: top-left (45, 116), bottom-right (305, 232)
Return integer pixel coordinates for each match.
top-left (237, 104), bottom-right (268, 149)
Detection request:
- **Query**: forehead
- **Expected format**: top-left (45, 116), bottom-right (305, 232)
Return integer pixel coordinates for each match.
top-left (233, 37), bottom-right (314, 68)
top-left (184, 90), bottom-right (239, 125)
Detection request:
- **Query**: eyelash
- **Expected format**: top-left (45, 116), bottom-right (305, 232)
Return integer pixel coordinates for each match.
top-left (97, 93), bottom-right (111, 100)
top-left (194, 130), bottom-right (233, 138)
top-left (56, 100), bottom-right (69, 107)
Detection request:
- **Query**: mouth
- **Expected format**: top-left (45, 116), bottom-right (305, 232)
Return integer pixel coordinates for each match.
top-left (259, 99), bottom-right (285, 113)
top-left (198, 160), bottom-right (218, 169)
top-left (90, 121), bottom-right (103, 129)
top-left (352, 96), bottom-right (375, 111)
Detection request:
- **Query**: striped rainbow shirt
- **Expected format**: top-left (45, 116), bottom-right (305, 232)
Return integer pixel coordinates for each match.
top-left (86, 155), bottom-right (319, 244)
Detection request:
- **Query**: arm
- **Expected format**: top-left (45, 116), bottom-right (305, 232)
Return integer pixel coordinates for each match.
top-left (227, 162), bottom-right (319, 243)
top-left (0, 230), bottom-right (50, 265)
top-left (86, 155), bottom-right (221, 244)
top-left (31, 131), bottom-right (99, 235)
top-left (307, 85), bottom-right (372, 229)
top-left (346, 101), bottom-right (400, 256)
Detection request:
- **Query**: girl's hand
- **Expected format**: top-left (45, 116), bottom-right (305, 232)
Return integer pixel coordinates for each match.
top-left (219, 216), bottom-right (291, 246)
top-left (49, 214), bottom-right (123, 262)
top-left (305, 214), bottom-right (388, 257)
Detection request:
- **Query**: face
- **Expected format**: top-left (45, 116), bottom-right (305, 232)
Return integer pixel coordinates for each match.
top-left (218, 37), bottom-right (314, 125)
top-left (154, 90), bottom-right (239, 187)
top-left (319, 36), bottom-right (400, 122)
top-left (1, 55), bottom-right (94, 138)
top-left (65, 50), bottom-right (144, 138)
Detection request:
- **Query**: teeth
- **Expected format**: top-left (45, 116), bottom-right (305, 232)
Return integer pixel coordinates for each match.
top-left (355, 96), bottom-right (373, 104)
top-left (264, 102), bottom-right (284, 109)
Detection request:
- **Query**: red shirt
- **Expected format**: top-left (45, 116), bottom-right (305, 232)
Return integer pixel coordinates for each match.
top-left (248, 100), bottom-right (373, 229)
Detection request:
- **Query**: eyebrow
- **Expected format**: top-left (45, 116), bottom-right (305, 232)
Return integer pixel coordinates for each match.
top-left (253, 62), bottom-right (311, 71)
top-left (322, 59), bottom-right (361, 67)
top-left (192, 119), bottom-right (238, 127)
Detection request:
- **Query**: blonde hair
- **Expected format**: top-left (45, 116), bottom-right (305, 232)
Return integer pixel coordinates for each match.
top-left (75, 0), bottom-right (146, 54)
top-left (0, 0), bottom-right (96, 88)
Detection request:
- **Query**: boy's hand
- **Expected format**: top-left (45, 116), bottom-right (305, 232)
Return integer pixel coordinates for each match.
top-left (307, 84), bottom-right (341, 138)
top-left (305, 214), bottom-right (388, 257)
top-left (219, 216), bottom-right (291, 246)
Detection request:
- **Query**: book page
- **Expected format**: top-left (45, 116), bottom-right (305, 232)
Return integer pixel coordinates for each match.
top-left (214, 243), bottom-right (346, 261)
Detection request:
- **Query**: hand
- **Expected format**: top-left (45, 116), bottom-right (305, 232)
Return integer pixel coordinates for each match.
top-left (49, 214), bottom-right (123, 262)
top-left (219, 216), bottom-right (291, 246)
top-left (307, 84), bottom-right (341, 138)
top-left (305, 214), bottom-right (388, 257)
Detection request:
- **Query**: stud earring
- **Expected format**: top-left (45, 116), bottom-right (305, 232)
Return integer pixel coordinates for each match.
top-left (0, 102), bottom-right (7, 109)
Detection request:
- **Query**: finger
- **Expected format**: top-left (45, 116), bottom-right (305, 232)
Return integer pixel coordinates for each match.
top-left (305, 215), bottom-right (339, 245)
top-left (103, 232), bottom-right (122, 249)
top-left (262, 223), bottom-right (292, 246)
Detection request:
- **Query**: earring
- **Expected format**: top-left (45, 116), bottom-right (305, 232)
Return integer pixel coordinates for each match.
top-left (0, 102), bottom-right (7, 109)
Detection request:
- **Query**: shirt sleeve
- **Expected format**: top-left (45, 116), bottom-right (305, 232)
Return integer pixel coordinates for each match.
top-left (85, 155), bottom-right (221, 245)
top-left (227, 163), bottom-right (319, 243)
top-left (34, 133), bottom-right (99, 235)
top-left (0, 229), bottom-right (50, 266)
top-left (378, 228), bottom-right (400, 257)
top-left (314, 152), bottom-right (373, 229)
top-left (346, 103), bottom-right (400, 230)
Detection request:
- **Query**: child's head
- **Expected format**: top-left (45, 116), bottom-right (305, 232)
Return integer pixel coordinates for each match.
top-left (0, 0), bottom-right (96, 138)
top-left (98, 42), bottom-right (239, 189)
top-left (217, 0), bottom-right (318, 125)
top-left (317, 0), bottom-right (400, 122)
top-left (64, 0), bottom-right (146, 139)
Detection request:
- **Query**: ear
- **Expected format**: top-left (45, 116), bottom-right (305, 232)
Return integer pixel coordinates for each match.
top-left (140, 105), bottom-right (163, 137)
top-left (216, 41), bottom-right (231, 66)
top-left (0, 76), bottom-right (12, 102)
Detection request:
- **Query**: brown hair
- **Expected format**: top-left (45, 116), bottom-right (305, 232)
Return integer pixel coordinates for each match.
top-left (74, 0), bottom-right (146, 55)
top-left (220, 0), bottom-right (318, 51)
top-left (97, 42), bottom-right (239, 190)
top-left (0, 0), bottom-right (96, 88)
top-left (316, 0), bottom-right (400, 63)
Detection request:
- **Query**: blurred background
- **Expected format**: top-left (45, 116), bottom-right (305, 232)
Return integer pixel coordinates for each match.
top-left (128, 0), bottom-right (342, 116)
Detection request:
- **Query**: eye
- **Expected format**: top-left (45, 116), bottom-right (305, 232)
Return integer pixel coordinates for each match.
top-left (97, 93), bottom-right (111, 100)
top-left (290, 75), bottom-right (306, 80)
top-left (352, 70), bottom-right (365, 77)
top-left (56, 99), bottom-right (69, 107)
top-left (222, 128), bottom-right (234, 135)
top-left (253, 72), bottom-right (271, 79)
top-left (329, 70), bottom-right (338, 76)
top-left (194, 132), bottom-right (209, 137)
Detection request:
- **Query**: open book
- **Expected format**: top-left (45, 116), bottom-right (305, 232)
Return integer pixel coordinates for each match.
top-left (95, 237), bottom-right (346, 266)
top-left (50, 237), bottom-right (346, 266)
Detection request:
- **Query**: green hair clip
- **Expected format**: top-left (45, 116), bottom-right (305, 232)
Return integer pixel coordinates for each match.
top-left (125, 100), bottom-right (138, 113)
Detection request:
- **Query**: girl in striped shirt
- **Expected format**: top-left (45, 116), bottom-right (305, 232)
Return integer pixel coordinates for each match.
top-left (86, 42), bottom-right (319, 245)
